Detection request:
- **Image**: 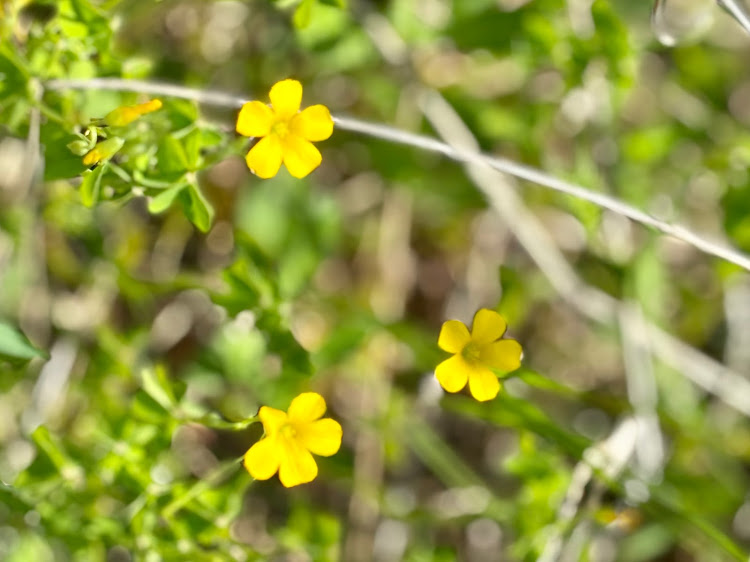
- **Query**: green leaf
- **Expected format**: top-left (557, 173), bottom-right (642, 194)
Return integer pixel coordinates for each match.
top-left (183, 129), bottom-right (202, 170)
top-left (164, 98), bottom-right (198, 129)
top-left (30, 426), bottom-right (74, 473)
top-left (79, 165), bottom-right (104, 207)
top-left (445, 394), bottom-right (590, 458)
top-left (41, 122), bottom-right (88, 181)
top-left (293, 0), bottom-right (315, 28)
top-left (0, 483), bottom-right (33, 517)
top-left (181, 182), bottom-right (214, 233)
top-left (157, 135), bottom-right (190, 176)
top-left (201, 129), bottom-right (224, 147)
top-left (147, 183), bottom-right (186, 214)
top-left (0, 44), bottom-right (29, 97)
top-left (132, 169), bottom-right (174, 189)
top-left (140, 366), bottom-right (177, 410)
top-left (516, 369), bottom-right (581, 399)
top-left (0, 322), bottom-right (47, 363)
top-left (131, 390), bottom-right (169, 424)
top-left (69, 0), bottom-right (107, 25)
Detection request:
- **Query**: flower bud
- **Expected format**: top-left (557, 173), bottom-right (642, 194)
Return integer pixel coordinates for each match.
top-left (67, 139), bottom-right (92, 156)
top-left (104, 99), bottom-right (163, 127)
top-left (82, 137), bottom-right (125, 166)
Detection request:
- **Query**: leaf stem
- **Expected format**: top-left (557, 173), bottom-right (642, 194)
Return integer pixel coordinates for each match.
top-left (178, 413), bottom-right (258, 431)
top-left (161, 455), bottom-right (245, 519)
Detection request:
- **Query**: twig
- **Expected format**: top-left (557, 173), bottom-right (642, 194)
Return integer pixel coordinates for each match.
top-left (45, 76), bottom-right (750, 415)
top-left (24, 339), bottom-right (78, 433)
top-left (538, 418), bottom-right (639, 562)
top-left (161, 456), bottom-right (243, 519)
top-left (44, 77), bottom-right (750, 274)
top-left (646, 327), bottom-right (750, 416)
top-left (717, 0), bottom-right (750, 36)
top-left (334, 115), bottom-right (750, 272)
top-left (724, 276), bottom-right (750, 372)
top-left (618, 304), bottom-right (664, 481)
top-left (45, 77), bottom-right (247, 108)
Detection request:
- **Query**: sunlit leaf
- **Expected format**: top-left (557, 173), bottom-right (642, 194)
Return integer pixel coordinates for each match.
top-left (0, 322), bottom-right (47, 364)
top-left (293, 0), bottom-right (315, 28)
top-left (157, 135), bottom-right (190, 176)
top-left (148, 183), bottom-right (186, 214)
top-left (79, 165), bottom-right (104, 207)
top-left (180, 181), bottom-right (214, 233)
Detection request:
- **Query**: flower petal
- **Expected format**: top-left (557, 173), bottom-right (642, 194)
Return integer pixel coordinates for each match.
top-left (236, 101), bottom-right (274, 137)
top-left (288, 392), bottom-right (327, 424)
top-left (246, 135), bottom-right (283, 178)
top-left (258, 406), bottom-right (288, 437)
top-left (296, 418), bottom-right (342, 457)
top-left (290, 104), bottom-right (334, 142)
top-left (468, 366), bottom-right (501, 402)
top-left (278, 439), bottom-right (318, 487)
top-left (243, 437), bottom-right (281, 480)
top-left (434, 354), bottom-right (472, 393)
top-left (269, 79), bottom-right (302, 119)
top-left (480, 339), bottom-right (522, 373)
top-left (471, 309), bottom-right (507, 344)
top-left (438, 320), bottom-right (471, 353)
top-left (282, 134), bottom-right (322, 178)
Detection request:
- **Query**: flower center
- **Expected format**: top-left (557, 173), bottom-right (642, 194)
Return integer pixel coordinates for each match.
top-left (462, 342), bottom-right (482, 363)
top-left (272, 120), bottom-right (290, 139)
top-left (280, 424), bottom-right (297, 439)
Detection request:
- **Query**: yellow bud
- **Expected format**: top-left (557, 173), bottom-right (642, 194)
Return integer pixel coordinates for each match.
top-left (136, 99), bottom-right (163, 114)
top-left (82, 149), bottom-right (100, 167)
top-left (82, 137), bottom-right (125, 166)
top-left (103, 99), bottom-right (162, 127)
top-left (103, 107), bottom-right (140, 127)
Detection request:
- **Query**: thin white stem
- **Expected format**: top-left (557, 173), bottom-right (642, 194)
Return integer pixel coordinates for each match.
top-left (46, 78), bottom-right (247, 108)
top-left (618, 303), bottom-right (665, 481)
top-left (718, 0), bottom-right (750, 36)
top-left (334, 115), bottom-right (750, 271)
top-left (44, 77), bottom-right (750, 273)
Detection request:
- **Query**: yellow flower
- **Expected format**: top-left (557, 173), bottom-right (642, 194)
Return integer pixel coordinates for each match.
top-left (82, 137), bottom-right (125, 167)
top-left (436, 308), bottom-right (522, 402)
top-left (236, 79), bottom-right (334, 179)
top-left (104, 99), bottom-right (163, 127)
top-left (244, 392), bottom-right (342, 488)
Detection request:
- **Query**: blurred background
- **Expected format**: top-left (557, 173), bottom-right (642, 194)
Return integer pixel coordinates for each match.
top-left (2, 0), bottom-right (750, 560)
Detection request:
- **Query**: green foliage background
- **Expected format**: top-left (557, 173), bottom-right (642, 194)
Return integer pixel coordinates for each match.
top-left (2, 0), bottom-right (750, 560)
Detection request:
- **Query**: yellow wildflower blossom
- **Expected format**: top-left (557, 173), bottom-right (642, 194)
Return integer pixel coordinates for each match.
top-left (436, 308), bottom-right (522, 402)
top-left (236, 79), bottom-right (334, 179)
top-left (244, 392), bottom-right (342, 488)
top-left (82, 137), bottom-right (125, 167)
top-left (104, 99), bottom-right (163, 127)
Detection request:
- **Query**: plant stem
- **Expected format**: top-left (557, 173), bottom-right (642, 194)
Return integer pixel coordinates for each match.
top-left (161, 456), bottom-right (245, 519)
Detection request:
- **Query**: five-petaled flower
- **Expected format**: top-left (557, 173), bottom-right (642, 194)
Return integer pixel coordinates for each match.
top-left (436, 308), bottom-right (522, 402)
top-left (236, 79), bottom-right (334, 179)
top-left (244, 392), bottom-right (342, 488)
